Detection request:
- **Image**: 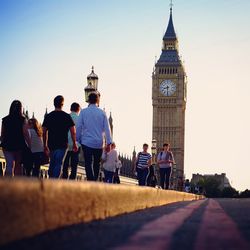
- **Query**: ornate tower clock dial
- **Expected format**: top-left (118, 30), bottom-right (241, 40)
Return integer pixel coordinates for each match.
top-left (159, 80), bottom-right (176, 96)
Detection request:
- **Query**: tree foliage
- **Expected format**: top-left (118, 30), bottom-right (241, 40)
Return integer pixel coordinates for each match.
top-left (239, 189), bottom-right (250, 198)
top-left (202, 177), bottom-right (221, 198)
top-left (221, 187), bottom-right (239, 198)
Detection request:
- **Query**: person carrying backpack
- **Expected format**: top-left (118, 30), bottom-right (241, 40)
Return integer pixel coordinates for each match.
top-left (157, 143), bottom-right (175, 189)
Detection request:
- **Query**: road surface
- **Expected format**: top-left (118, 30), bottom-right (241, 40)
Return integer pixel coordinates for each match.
top-left (2, 198), bottom-right (250, 250)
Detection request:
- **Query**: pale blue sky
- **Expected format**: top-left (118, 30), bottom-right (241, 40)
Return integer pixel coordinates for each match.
top-left (1, 0), bottom-right (250, 190)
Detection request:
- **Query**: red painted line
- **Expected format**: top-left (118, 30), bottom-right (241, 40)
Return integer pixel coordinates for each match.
top-left (114, 200), bottom-right (205, 250)
top-left (194, 199), bottom-right (250, 250)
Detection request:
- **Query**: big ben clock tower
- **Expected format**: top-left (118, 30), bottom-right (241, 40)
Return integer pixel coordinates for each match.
top-left (152, 5), bottom-right (187, 185)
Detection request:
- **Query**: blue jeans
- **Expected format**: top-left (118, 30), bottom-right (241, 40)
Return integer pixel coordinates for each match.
top-left (104, 169), bottom-right (114, 183)
top-left (160, 168), bottom-right (172, 189)
top-left (82, 145), bottom-right (102, 181)
top-left (3, 150), bottom-right (22, 176)
top-left (137, 167), bottom-right (149, 186)
top-left (49, 149), bottom-right (67, 178)
top-left (62, 149), bottom-right (80, 180)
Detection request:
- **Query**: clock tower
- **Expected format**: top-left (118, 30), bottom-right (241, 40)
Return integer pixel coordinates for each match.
top-left (152, 6), bottom-right (187, 185)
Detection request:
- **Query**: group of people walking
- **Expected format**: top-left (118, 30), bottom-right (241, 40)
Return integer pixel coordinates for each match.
top-left (134, 143), bottom-right (175, 189)
top-left (1, 91), bottom-right (175, 189)
top-left (0, 92), bottom-right (121, 184)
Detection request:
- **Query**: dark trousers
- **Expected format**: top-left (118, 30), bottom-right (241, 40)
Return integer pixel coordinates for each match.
top-left (22, 147), bottom-right (33, 176)
top-left (82, 145), bottom-right (102, 181)
top-left (113, 168), bottom-right (120, 184)
top-left (31, 152), bottom-right (43, 177)
top-left (104, 169), bottom-right (114, 183)
top-left (137, 167), bottom-right (149, 186)
top-left (160, 168), bottom-right (172, 189)
top-left (147, 165), bottom-right (155, 186)
top-left (62, 149), bottom-right (80, 180)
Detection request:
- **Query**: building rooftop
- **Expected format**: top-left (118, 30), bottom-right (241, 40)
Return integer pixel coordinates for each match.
top-left (156, 50), bottom-right (181, 66)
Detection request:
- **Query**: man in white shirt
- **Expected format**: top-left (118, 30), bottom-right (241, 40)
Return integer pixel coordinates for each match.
top-left (76, 93), bottom-right (112, 181)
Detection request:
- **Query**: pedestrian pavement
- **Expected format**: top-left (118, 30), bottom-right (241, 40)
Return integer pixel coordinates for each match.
top-left (2, 199), bottom-right (250, 250)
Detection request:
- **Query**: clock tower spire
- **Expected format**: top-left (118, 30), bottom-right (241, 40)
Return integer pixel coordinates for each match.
top-left (152, 3), bottom-right (187, 189)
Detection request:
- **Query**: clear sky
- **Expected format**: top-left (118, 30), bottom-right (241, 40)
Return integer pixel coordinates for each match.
top-left (0, 0), bottom-right (250, 191)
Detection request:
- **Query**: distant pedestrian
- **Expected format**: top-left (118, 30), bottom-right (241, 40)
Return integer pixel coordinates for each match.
top-left (0, 100), bottom-right (30, 176)
top-left (184, 179), bottom-right (191, 193)
top-left (76, 92), bottom-right (112, 181)
top-left (101, 143), bottom-right (118, 183)
top-left (134, 143), bottom-right (152, 186)
top-left (113, 158), bottom-right (122, 184)
top-left (28, 118), bottom-right (44, 177)
top-left (147, 165), bottom-right (157, 187)
top-left (157, 143), bottom-right (175, 189)
top-left (42, 96), bottom-right (77, 178)
top-left (62, 102), bottom-right (81, 180)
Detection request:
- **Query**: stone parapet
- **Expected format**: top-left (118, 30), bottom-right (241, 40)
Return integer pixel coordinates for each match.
top-left (0, 178), bottom-right (204, 246)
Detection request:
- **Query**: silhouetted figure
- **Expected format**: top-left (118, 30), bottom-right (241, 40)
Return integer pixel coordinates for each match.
top-left (1, 100), bottom-right (30, 176)
top-left (42, 96), bottom-right (77, 178)
top-left (113, 158), bottom-right (122, 184)
top-left (184, 179), bottom-right (191, 193)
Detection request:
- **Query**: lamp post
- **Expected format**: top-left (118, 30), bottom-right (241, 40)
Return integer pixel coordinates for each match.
top-left (84, 66), bottom-right (99, 103)
top-left (151, 139), bottom-right (157, 164)
top-left (84, 85), bottom-right (96, 103)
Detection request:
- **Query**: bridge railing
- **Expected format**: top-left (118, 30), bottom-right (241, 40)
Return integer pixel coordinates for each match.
top-left (0, 156), bottom-right (137, 185)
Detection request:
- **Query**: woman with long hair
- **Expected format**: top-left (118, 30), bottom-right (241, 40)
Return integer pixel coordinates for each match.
top-left (28, 118), bottom-right (44, 177)
top-left (1, 100), bottom-right (30, 176)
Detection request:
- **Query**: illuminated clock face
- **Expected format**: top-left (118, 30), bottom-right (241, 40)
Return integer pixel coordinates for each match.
top-left (159, 80), bottom-right (176, 97)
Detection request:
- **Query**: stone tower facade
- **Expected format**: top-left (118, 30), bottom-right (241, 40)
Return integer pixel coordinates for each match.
top-left (152, 7), bottom-right (187, 181)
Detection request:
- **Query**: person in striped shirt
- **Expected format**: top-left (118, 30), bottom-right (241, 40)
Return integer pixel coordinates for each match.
top-left (134, 143), bottom-right (152, 186)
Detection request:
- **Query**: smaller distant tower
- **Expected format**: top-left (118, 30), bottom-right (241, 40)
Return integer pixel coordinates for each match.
top-left (32, 112), bottom-right (35, 119)
top-left (44, 108), bottom-right (48, 119)
top-left (25, 110), bottom-right (29, 120)
top-left (132, 146), bottom-right (137, 166)
top-left (109, 112), bottom-right (113, 137)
